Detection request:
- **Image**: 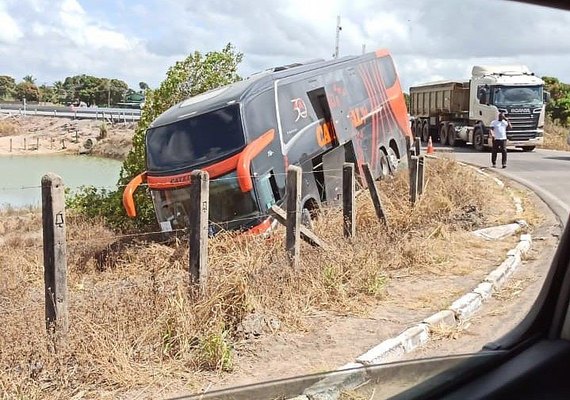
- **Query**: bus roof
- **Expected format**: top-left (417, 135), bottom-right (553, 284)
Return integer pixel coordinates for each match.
top-left (149, 54), bottom-right (365, 129)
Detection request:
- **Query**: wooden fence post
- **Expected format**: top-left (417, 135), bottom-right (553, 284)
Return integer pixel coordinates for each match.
top-left (343, 162), bottom-right (356, 238)
top-left (41, 173), bottom-right (68, 335)
top-left (188, 170), bottom-right (209, 292)
top-left (418, 155), bottom-right (426, 196)
top-left (9, 138), bottom-right (12, 152)
top-left (409, 155), bottom-right (419, 205)
top-left (362, 163), bottom-right (388, 226)
top-left (286, 165), bottom-right (302, 268)
top-left (23, 137), bottom-right (26, 150)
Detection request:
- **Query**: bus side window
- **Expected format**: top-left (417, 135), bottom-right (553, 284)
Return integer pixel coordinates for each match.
top-left (258, 171), bottom-right (280, 210)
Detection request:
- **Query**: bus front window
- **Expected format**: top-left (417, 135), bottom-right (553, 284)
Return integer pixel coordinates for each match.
top-left (146, 104), bottom-right (246, 173)
top-left (152, 171), bottom-right (261, 233)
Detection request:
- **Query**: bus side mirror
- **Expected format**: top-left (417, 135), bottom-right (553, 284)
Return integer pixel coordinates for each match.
top-left (544, 91), bottom-right (551, 103)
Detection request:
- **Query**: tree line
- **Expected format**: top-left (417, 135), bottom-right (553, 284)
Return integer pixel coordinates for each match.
top-left (0, 74), bottom-right (150, 106)
top-left (543, 76), bottom-right (570, 125)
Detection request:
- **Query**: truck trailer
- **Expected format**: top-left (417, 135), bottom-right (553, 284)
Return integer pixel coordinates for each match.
top-left (409, 65), bottom-right (548, 151)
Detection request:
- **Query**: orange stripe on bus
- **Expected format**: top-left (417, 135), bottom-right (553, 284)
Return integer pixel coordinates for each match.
top-left (237, 129), bottom-right (275, 192)
top-left (123, 171), bottom-right (147, 217)
top-left (146, 153), bottom-right (241, 190)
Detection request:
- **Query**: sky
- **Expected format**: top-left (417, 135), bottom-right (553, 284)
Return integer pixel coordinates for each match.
top-left (1, 0), bottom-right (570, 92)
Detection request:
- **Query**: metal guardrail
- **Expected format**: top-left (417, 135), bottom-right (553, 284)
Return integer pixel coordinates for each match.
top-left (0, 105), bottom-right (141, 122)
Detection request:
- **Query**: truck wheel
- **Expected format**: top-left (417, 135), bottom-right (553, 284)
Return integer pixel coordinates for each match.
top-left (422, 121), bottom-right (430, 143)
top-left (520, 146), bottom-right (536, 152)
top-left (473, 127), bottom-right (485, 152)
top-left (448, 123), bottom-right (456, 147)
top-left (415, 120), bottom-right (423, 139)
top-left (439, 123), bottom-right (449, 145)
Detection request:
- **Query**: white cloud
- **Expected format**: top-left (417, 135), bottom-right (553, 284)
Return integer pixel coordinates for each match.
top-left (0, 11), bottom-right (23, 44)
top-left (0, 0), bottom-right (569, 92)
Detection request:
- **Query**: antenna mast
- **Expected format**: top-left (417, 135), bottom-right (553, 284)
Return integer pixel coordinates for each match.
top-left (334, 15), bottom-right (342, 59)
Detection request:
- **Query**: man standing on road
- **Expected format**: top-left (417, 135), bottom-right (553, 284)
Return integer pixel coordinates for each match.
top-left (490, 112), bottom-right (511, 168)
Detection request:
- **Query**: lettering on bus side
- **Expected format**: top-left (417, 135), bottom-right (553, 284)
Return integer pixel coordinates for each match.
top-left (316, 121), bottom-right (335, 147)
top-left (170, 174), bottom-right (191, 185)
top-left (349, 106), bottom-right (369, 128)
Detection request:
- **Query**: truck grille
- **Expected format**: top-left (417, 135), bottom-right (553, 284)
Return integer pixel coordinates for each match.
top-left (507, 113), bottom-right (539, 140)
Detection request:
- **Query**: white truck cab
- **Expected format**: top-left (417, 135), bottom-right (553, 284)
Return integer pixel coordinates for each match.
top-left (469, 65), bottom-right (545, 150)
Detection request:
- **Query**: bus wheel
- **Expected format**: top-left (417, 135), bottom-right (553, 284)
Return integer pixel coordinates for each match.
top-left (473, 127), bottom-right (485, 152)
top-left (387, 146), bottom-right (399, 173)
top-left (301, 199), bottom-right (318, 230)
top-left (379, 150), bottom-right (390, 178)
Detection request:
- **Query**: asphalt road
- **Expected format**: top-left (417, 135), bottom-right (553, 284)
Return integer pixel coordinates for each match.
top-left (439, 146), bottom-right (570, 225)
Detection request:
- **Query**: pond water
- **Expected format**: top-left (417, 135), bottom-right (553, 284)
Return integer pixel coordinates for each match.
top-left (0, 155), bottom-right (123, 208)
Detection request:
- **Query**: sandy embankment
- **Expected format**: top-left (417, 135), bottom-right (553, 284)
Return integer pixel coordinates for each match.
top-left (0, 115), bottom-right (135, 160)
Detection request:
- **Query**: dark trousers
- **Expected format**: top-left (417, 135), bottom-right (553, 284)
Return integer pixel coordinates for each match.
top-left (492, 138), bottom-right (507, 166)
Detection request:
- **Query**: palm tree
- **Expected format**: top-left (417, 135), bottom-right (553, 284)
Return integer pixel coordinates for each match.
top-left (23, 75), bottom-right (36, 84)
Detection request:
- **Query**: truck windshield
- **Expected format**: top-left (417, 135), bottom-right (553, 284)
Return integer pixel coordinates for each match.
top-left (151, 171), bottom-right (260, 233)
top-left (491, 85), bottom-right (543, 107)
top-left (146, 104), bottom-right (245, 172)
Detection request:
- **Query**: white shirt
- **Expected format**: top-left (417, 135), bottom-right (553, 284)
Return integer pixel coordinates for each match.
top-left (490, 119), bottom-right (508, 140)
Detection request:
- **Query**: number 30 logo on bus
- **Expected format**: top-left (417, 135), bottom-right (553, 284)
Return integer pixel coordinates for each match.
top-left (291, 98), bottom-right (308, 122)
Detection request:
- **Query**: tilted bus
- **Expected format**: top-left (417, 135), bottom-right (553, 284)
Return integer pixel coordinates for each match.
top-left (123, 49), bottom-right (412, 234)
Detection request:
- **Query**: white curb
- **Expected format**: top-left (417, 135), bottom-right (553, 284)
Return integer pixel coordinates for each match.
top-left (355, 337), bottom-right (404, 365)
top-left (449, 292), bottom-right (483, 320)
top-left (288, 160), bottom-right (534, 400)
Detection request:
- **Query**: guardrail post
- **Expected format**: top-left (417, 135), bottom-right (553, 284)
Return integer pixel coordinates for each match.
top-left (189, 170), bottom-right (209, 293)
top-left (286, 165), bottom-right (302, 268)
top-left (41, 173), bottom-right (69, 337)
top-left (362, 163), bottom-right (388, 226)
top-left (343, 162), bottom-right (356, 238)
top-left (409, 155), bottom-right (419, 205)
top-left (418, 156), bottom-right (426, 196)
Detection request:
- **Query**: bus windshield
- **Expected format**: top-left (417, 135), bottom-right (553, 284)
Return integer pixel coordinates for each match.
top-left (491, 85), bottom-right (543, 107)
top-left (146, 104), bottom-right (245, 172)
top-left (151, 171), bottom-right (260, 233)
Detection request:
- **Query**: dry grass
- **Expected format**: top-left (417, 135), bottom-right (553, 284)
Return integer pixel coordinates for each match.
top-left (542, 118), bottom-right (570, 151)
top-left (0, 120), bottom-right (19, 136)
top-left (0, 158), bottom-right (525, 398)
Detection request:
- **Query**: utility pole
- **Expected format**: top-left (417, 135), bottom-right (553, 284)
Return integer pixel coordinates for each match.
top-left (334, 15), bottom-right (342, 59)
top-left (362, 44), bottom-right (366, 55)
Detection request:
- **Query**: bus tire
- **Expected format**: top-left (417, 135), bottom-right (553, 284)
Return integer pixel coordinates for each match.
top-left (379, 150), bottom-right (390, 178)
top-left (301, 208), bottom-right (314, 230)
top-left (387, 146), bottom-right (399, 173)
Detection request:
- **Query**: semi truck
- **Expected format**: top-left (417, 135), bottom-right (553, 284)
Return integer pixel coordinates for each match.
top-left (409, 65), bottom-right (548, 151)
